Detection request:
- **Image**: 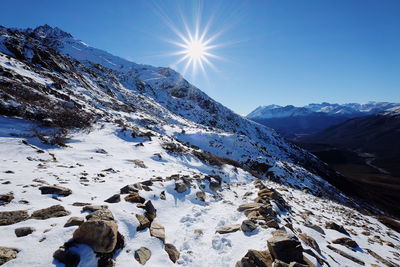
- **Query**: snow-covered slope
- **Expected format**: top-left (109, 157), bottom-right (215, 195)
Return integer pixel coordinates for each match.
top-left (1, 25), bottom-right (399, 267)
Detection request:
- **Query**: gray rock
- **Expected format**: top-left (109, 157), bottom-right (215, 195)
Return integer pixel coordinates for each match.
top-left (150, 221), bottom-right (165, 242)
top-left (120, 184), bottom-right (138, 194)
top-left (325, 222), bottom-right (348, 235)
top-left (164, 243), bottom-right (180, 263)
top-left (216, 224), bottom-right (241, 234)
top-left (39, 185), bottom-right (72, 196)
top-left (104, 194), bottom-right (121, 203)
top-left (134, 247), bottom-right (151, 265)
top-left (136, 214), bottom-right (150, 231)
top-left (332, 237), bottom-right (358, 249)
top-left (267, 230), bottom-right (303, 263)
top-left (196, 191), bottom-right (206, 202)
top-left (31, 205), bottom-right (70, 220)
top-left (82, 205), bottom-right (108, 212)
top-left (86, 209), bottom-right (114, 221)
top-left (241, 220), bottom-right (257, 232)
top-left (0, 246), bottom-right (18, 265)
top-left (0, 192), bottom-right (14, 205)
top-left (236, 249), bottom-right (273, 267)
top-left (15, 227), bottom-right (35, 237)
top-left (237, 203), bottom-right (263, 212)
top-left (0, 210), bottom-right (29, 225)
top-left (64, 217), bottom-right (84, 227)
top-left (53, 247), bottom-right (80, 267)
top-left (175, 182), bottom-right (187, 193)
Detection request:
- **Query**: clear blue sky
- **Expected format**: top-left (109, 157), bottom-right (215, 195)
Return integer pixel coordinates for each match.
top-left (1, 0), bottom-right (399, 114)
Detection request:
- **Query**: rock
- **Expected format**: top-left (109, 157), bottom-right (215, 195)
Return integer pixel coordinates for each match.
top-left (82, 205), bottom-right (108, 212)
top-left (236, 249), bottom-right (273, 267)
top-left (0, 246), bottom-right (18, 265)
top-left (237, 203), bottom-right (263, 212)
top-left (365, 248), bottom-right (397, 267)
top-left (73, 220), bottom-right (118, 253)
top-left (175, 182), bottom-right (187, 193)
top-left (31, 205), bottom-right (70, 220)
top-left (120, 184), bottom-right (139, 194)
top-left (196, 191), bottom-right (206, 202)
top-left (15, 227), bottom-right (35, 237)
top-left (327, 245), bottom-right (364, 265)
top-left (104, 194), bottom-right (120, 203)
top-left (208, 175), bottom-right (222, 192)
top-left (39, 185), bottom-right (72, 196)
top-left (0, 192), bottom-right (14, 205)
top-left (298, 233), bottom-right (321, 254)
top-left (272, 260), bottom-right (289, 266)
top-left (304, 222), bottom-right (325, 235)
top-left (134, 247), bottom-right (151, 265)
top-left (0, 210), bottom-right (29, 225)
top-left (143, 200), bottom-right (157, 221)
top-left (325, 222), bottom-right (348, 235)
top-left (241, 220), bottom-right (257, 232)
top-left (332, 237), bottom-right (358, 249)
top-left (216, 224), bottom-right (241, 234)
top-left (53, 247), bottom-right (80, 267)
top-left (265, 219), bottom-right (280, 229)
top-left (64, 217), bottom-right (84, 227)
top-left (124, 192), bottom-right (145, 203)
top-left (136, 214), bottom-right (150, 231)
top-left (164, 243), bottom-right (180, 263)
top-left (267, 230), bottom-right (304, 263)
top-left (72, 202), bottom-right (92, 207)
top-left (258, 188), bottom-right (279, 200)
top-left (86, 209), bottom-right (114, 221)
top-left (150, 221), bottom-right (165, 242)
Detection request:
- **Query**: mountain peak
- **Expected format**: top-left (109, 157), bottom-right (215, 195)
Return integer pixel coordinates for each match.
top-left (28, 24), bottom-right (73, 39)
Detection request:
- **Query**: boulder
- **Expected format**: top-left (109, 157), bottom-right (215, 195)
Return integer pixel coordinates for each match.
top-left (73, 220), bottom-right (118, 253)
top-left (196, 191), bottom-right (206, 202)
top-left (0, 246), bottom-right (18, 265)
top-left (298, 233), bottom-right (321, 254)
top-left (64, 217), bottom-right (84, 227)
top-left (82, 205), bottom-right (108, 212)
top-left (164, 243), bottom-right (180, 263)
top-left (150, 221), bottom-right (165, 242)
top-left (15, 227), bottom-right (35, 237)
top-left (332, 237), bottom-right (358, 249)
top-left (236, 249), bottom-right (273, 267)
top-left (39, 185), bottom-right (72, 196)
top-left (120, 184), bottom-right (138, 194)
top-left (241, 220), bottom-right (257, 232)
top-left (267, 230), bottom-right (303, 263)
top-left (86, 209), bottom-right (114, 221)
top-left (325, 222), bottom-right (348, 235)
top-left (104, 194), bottom-right (120, 203)
top-left (53, 247), bottom-right (80, 267)
top-left (143, 200), bottom-right (157, 221)
top-left (304, 222), bottom-right (325, 235)
top-left (327, 245), bottom-right (364, 265)
top-left (0, 210), bottom-right (29, 225)
top-left (134, 247), bottom-right (151, 265)
top-left (0, 192), bottom-right (14, 205)
top-left (136, 214), bottom-right (150, 231)
top-left (237, 203), bottom-right (263, 212)
top-left (258, 188), bottom-right (279, 200)
top-left (175, 182), bottom-right (187, 193)
top-left (216, 224), bottom-right (241, 234)
top-left (124, 192), bottom-right (145, 203)
top-left (31, 205), bottom-right (70, 220)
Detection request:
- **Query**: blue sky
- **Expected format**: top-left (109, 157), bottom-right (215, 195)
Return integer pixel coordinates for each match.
top-left (1, 0), bottom-right (399, 114)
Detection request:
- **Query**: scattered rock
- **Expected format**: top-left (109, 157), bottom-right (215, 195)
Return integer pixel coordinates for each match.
top-left (0, 210), bottom-right (29, 225)
top-left (31, 205), bottom-right (70, 220)
top-left (365, 248), bottom-right (397, 267)
top-left (150, 221), bottom-right (165, 242)
top-left (0, 192), bottom-right (14, 205)
top-left (164, 243), bottom-right (180, 263)
top-left (327, 245), bottom-right (364, 265)
top-left (39, 185), bottom-right (72, 196)
top-left (237, 203), bottom-right (263, 212)
top-left (53, 246), bottom-right (80, 267)
top-left (0, 246), bottom-right (18, 265)
top-left (134, 247), bottom-right (151, 265)
top-left (207, 175), bottom-right (222, 192)
top-left (304, 222), bottom-right (325, 235)
top-left (64, 217), bottom-right (84, 227)
top-left (73, 220), bottom-right (118, 253)
top-left (104, 194), bottom-right (120, 203)
top-left (124, 192), bottom-right (145, 203)
top-left (15, 227), bottom-right (35, 237)
top-left (86, 209), bottom-right (114, 221)
top-left (82, 205), bottom-right (108, 212)
top-left (241, 220), bottom-right (257, 232)
top-left (332, 237), bottom-right (358, 249)
top-left (325, 222), bottom-right (348, 235)
top-left (298, 233), bottom-right (321, 254)
top-left (72, 202), bottom-right (91, 207)
top-left (136, 214), bottom-right (150, 231)
top-left (120, 184), bottom-right (139, 194)
top-left (196, 191), bottom-right (206, 202)
top-left (236, 249), bottom-right (273, 267)
top-left (175, 182), bottom-right (187, 193)
top-left (142, 200), bottom-right (157, 221)
top-left (160, 191), bottom-right (166, 200)
top-left (267, 230), bottom-right (304, 263)
top-left (216, 224), bottom-right (241, 234)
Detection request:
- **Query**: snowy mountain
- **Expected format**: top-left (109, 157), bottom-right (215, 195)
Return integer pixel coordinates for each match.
top-left (1, 25), bottom-right (399, 267)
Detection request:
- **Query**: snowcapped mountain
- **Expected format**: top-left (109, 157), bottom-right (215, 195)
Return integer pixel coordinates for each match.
top-left (1, 25), bottom-right (399, 267)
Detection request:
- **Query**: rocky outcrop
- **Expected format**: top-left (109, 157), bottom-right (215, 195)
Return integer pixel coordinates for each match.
top-left (0, 210), bottom-right (29, 225)
top-left (31, 205), bottom-right (70, 220)
top-left (325, 222), bottom-right (348, 235)
top-left (332, 237), bottom-right (358, 249)
top-left (327, 245), bottom-right (364, 265)
top-left (298, 233), bottom-right (321, 254)
top-left (39, 185), bottom-right (72, 196)
top-left (236, 249), bottom-right (273, 267)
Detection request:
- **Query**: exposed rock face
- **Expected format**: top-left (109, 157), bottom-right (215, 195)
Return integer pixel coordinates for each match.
top-left (164, 243), bottom-right (180, 263)
top-left (325, 222), bottom-right (348, 235)
top-left (53, 246), bottom-right (80, 267)
top-left (216, 224), bottom-right (241, 234)
top-left (0, 210), bottom-right (29, 225)
top-left (15, 227), bottom-right (35, 237)
top-left (134, 247), bottom-right (151, 265)
top-left (136, 214), bottom-right (150, 231)
top-left (31, 205), bottom-right (70, 220)
top-left (86, 209), bottom-right (114, 221)
top-left (236, 249), bottom-right (273, 267)
top-left (267, 230), bottom-right (304, 264)
top-left (104, 194), bottom-right (120, 203)
top-left (124, 192), bottom-right (145, 203)
top-left (150, 221), bottom-right (165, 242)
top-left (241, 220), bottom-right (257, 232)
top-left (0, 246), bottom-right (18, 265)
top-left (39, 185), bottom-right (72, 196)
top-left (64, 217), bottom-right (84, 227)
top-left (73, 220), bottom-right (118, 253)
top-left (332, 237), bottom-right (358, 249)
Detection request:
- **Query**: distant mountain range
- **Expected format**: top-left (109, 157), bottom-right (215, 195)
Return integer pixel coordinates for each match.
top-left (247, 102), bottom-right (400, 138)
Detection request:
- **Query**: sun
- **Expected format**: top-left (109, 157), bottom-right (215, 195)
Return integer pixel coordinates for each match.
top-left (185, 39), bottom-right (207, 60)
